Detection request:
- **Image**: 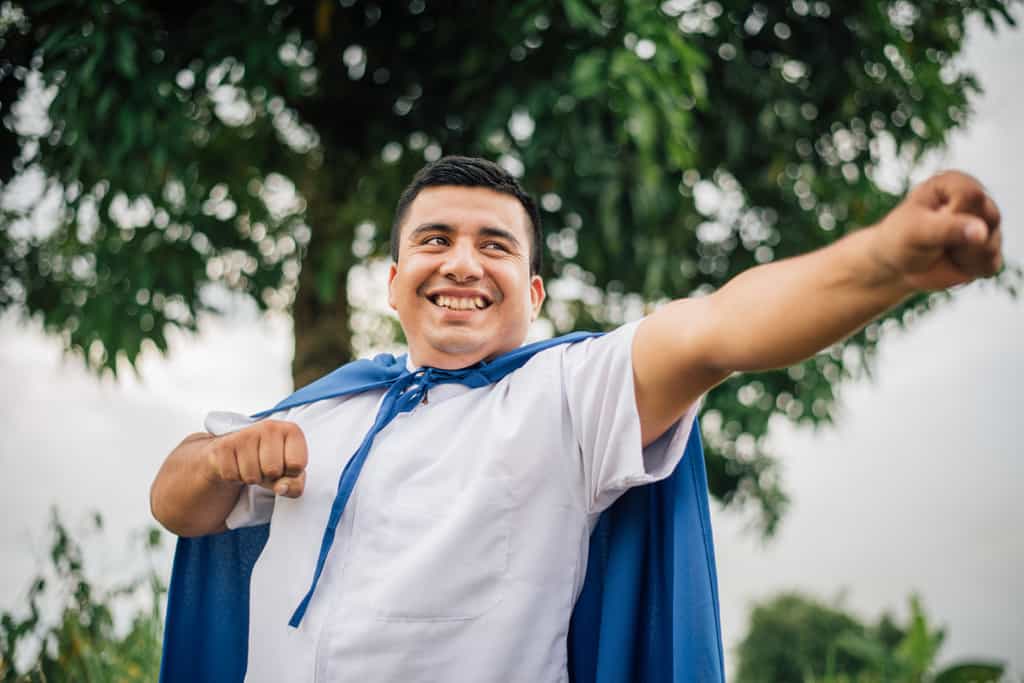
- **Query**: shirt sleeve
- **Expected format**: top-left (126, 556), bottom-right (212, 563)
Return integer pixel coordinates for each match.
top-left (561, 321), bottom-right (701, 515)
top-left (203, 411), bottom-right (276, 530)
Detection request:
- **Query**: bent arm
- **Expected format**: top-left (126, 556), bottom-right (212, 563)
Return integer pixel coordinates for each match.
top-left (151, 419), bottom-right (308, 537)
top-left (150, 432), bottom-right (242, 537)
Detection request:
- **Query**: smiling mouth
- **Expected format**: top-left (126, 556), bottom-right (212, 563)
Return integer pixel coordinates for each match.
top-left (427, 294), bottom-right (492, 311)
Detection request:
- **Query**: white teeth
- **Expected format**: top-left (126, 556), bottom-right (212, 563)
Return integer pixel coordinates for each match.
top-left (433, 295), bottom-right (487, 310)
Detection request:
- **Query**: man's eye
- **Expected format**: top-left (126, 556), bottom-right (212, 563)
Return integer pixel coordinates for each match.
top-left (423, 236), bottom-right (448, 246)
top-left (482, 242), bottom-right (509, 252)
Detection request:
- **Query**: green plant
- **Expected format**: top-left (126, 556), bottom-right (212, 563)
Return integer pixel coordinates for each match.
top-left (830, 595), bottom-right (1004, 683)
top-left (0, 510), bottom-right (165, 682)
top-left (737, 591), bottom-right (1006, 683)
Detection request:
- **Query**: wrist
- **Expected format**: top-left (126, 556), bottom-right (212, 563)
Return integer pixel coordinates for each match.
top-left (193, 433), bottom-right (235, 489)
top-left (858, 225), bottom-right (917, 299)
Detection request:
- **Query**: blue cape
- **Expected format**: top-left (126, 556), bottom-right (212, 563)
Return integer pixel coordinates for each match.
top-left (159, 333), bottom-right (725, 681)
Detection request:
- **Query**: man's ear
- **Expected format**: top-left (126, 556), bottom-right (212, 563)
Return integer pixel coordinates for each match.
top-left (387, 263), bottom-right (399, 310)
top-left (529, 275), bottom-right (545, 320)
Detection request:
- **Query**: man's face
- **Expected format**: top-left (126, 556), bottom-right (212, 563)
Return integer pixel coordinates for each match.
top-left (387, 186), bottom-right (545, 369)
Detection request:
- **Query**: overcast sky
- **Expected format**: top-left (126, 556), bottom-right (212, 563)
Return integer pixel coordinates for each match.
top-left (1, 17), bottom-right (1021, 679)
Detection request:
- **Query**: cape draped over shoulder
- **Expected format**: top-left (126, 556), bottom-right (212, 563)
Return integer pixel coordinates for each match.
top-left (159, 332), bottom-right (725, 682)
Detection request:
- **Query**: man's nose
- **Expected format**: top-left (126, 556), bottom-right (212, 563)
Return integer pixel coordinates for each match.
top-left (439, 241), bottom-right (483, 281)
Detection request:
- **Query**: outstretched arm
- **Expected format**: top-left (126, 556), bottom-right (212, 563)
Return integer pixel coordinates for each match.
top-left (633, 171), bottom-right (1003, 446)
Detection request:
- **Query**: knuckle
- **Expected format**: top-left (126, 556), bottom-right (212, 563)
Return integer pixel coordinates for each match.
top-left (264, 420), bottom-right (304, 446)
top-left (286, 441), bottom-right (309, 469)
top-left (228, 431), bottom-right (255, 455)
top-left (288, 427), bottom-right (308, 451)
top-left (965, 186), bottom-right (985, 205)
top-left (284, 420), bottom-right (306, 440)
top-left (988, 202), bottom-right (1002, 227)
top-left (252, 421), bottom-right (280, 443)
top-left (260, 419), bottom-right (284, 433)
top-left (264, 419), bottom-right (295, 434)
top-left (931, 170), bottom-right (984, 202)
top-left (234, 424), bottom-right (257, 441)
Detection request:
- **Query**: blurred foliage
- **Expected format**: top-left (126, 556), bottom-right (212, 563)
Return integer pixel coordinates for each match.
top-left (0, 509), bottom-right (164, 682)
top-left (1, 0), bottom-right (1019, 533)
top-left (735, 591), bottom-right (1005, 683)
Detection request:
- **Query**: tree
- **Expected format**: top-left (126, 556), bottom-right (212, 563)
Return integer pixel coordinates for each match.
top-left (1, 0), bottom-right (1018, 532)
top-left (735, 591), bottom-right (1005, 683)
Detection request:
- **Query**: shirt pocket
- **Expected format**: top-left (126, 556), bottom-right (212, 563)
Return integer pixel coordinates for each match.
top-left (353, 472), bottom-right (512, 622)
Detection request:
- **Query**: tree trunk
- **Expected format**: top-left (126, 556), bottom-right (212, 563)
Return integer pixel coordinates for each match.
top-left (291, 162), bottom-right (356, 388)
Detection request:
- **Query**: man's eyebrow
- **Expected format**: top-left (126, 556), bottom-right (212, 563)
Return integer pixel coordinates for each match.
top-left (407, 223), bottom-right (522, 250)
top-left (407, 223), bottom-right (455, 242)
top-left (477, 227), bottom-right (521, 250)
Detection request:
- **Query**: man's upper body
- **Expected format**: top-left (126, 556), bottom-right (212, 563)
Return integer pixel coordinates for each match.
top-left (205, 323), bottom-right (699, 682)
top-left (151, 156), bottom-right (1002, 678)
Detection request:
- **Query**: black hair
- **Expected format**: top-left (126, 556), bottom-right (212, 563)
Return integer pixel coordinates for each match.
top-left (390, 155), bottom-right (543, 275)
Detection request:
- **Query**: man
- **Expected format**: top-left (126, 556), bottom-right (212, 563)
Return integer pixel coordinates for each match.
top-left (151, 156), bottom-right (1002, 681)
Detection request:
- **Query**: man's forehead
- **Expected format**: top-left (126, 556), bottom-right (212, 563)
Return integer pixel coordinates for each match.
top-left (402, 186), bottom-right (529, 236)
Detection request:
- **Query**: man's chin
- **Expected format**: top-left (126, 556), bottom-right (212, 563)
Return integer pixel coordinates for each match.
top-left (416, 334), bottom-right (492, 368)
top-left (409, 323), bottom-right (529, 368)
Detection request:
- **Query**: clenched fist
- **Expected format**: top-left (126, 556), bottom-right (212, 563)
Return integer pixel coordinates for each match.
top-left (204, 420), bottom-right (309, 498)
top-left (872, 170), bottom-right (1002, 292)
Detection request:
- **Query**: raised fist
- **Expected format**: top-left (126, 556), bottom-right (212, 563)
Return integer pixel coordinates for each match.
top-left (204, 419), bottom-right (308, 498)
top-left (872, 170), bottom-right (1002, 292)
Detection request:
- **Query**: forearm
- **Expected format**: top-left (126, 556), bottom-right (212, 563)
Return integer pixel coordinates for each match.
top-left (702, 225), bottom-right (913, 373)
top-left (150, 432), bottom-right (243, 537)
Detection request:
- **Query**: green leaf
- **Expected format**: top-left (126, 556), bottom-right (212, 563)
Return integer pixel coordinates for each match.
top-left (116, 30), bottom-right (139, 79)
top-left (933, 661), bottom-right (1005, 683)
top-left (562, 0), bottom-right (604, 34)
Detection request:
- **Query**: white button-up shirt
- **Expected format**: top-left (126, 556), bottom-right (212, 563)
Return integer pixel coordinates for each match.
top-left (207, 322), bottom-right (698, 682)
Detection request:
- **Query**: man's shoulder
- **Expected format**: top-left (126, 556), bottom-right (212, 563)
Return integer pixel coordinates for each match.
top-left (499, 323), bottom-right (635, 390)
top-left (556, 322), bottom-right (638, 365)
